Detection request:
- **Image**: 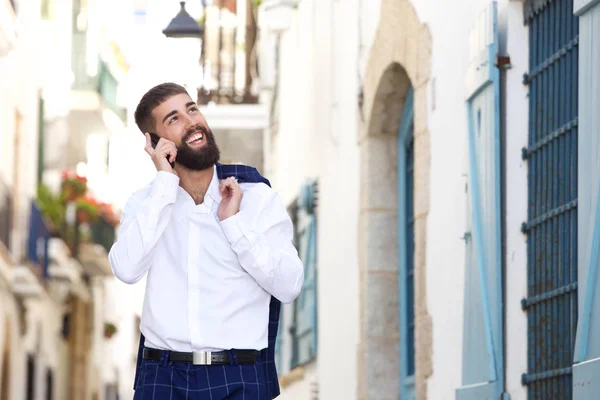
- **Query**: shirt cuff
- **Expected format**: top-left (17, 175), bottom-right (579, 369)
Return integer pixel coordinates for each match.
top-left (220, 213), bottom-right (248, 245)
top-left (151, 171), bottom-right (180, 203)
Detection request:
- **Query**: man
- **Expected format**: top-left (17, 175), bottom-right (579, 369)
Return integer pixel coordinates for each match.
top-left (108, 82), bottom-right (304, 399)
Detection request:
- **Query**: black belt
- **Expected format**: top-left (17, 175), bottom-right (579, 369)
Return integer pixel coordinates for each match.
top-left (142, 348), bottom-right (259, 365)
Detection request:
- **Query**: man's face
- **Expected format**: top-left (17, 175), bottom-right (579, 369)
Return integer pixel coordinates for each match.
top-left (151, 93), bottom-right (220, 171)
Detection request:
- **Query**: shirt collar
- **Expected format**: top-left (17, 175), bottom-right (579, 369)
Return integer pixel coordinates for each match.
top-left (205, 164), bottom-right (222, 206)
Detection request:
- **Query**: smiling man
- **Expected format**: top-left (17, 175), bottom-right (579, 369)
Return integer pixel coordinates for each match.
top-left (108, 82), bottom-right (304, 399)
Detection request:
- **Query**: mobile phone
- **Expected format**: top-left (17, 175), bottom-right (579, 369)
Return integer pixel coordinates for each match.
top-left (149, 132), bottom-right (175, 168)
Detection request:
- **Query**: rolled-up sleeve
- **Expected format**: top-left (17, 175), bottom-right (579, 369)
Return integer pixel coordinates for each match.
top-left (220, 186), bottom-right (304, 304)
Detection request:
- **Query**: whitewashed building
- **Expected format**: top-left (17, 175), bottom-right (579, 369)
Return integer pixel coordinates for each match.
top-left (0, 0), bottom-right (141, 399)
top-left (256, 0), bottom-right (600, 399)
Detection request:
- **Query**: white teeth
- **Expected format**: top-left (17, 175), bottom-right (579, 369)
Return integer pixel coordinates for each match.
top-left (186, 133), bottom-right (203, 144)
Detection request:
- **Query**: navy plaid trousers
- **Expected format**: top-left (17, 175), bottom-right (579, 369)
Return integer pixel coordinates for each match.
top-left (133, 163), bottom-right (281, 399)
top-left (134, 351), bottom-right (270, 400)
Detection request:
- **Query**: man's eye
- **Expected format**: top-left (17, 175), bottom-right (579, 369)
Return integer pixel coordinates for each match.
top-left (169, 116), bottom-right (178, 123)
top-left (189, 107), bottom-right (198, 113)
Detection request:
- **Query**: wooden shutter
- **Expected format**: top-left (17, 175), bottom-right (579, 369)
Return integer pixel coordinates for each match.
top-left (456, 3), bottom-right (504, 399)
top-left (291, 180), bottom-right (318, 367)
top-left (573, 1), bottom-right (600, 398)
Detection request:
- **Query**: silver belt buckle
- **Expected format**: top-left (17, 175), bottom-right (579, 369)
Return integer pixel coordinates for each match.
top-left (192, 351), bottom-right (212, 365)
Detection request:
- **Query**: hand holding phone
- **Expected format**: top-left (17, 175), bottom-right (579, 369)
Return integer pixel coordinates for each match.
top-left (144, 132), bottom-right (177, 173)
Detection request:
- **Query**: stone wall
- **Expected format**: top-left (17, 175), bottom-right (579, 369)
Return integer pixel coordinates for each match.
top-left (358, 1), bottom-right (432, 399)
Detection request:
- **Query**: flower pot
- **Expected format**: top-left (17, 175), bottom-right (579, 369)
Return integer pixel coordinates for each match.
top-left (76, 210), bottom-right (90, 224)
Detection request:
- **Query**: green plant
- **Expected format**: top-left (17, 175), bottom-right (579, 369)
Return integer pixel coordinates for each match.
top-left (61, 169), bottom-right (87, 201)
top-left (252, 0), bottom-right (263, 8)
top-left (75, 196), bottom-right (100, 224)
top-left (36, 169), bottom-right (120, 255)
top-left (104, 322), bottom-right (117, 338)
top-left (36, 183), bottom-right (65, 232)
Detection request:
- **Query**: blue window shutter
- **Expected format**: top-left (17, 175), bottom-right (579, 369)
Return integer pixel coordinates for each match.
top-left (573, 3), bottom-right (600, 397)
top-left (291, 181), bottom-right (318, 368)
top-left (28, 201), bottom-right (51, 279)
top-left (456, 2), bottom-right (503, 400)
top-left (397, 85), bottom-right (415, 400)
top-left (574, 0), bottom-right (600, 14)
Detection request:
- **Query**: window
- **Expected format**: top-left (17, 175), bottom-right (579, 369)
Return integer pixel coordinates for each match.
top-left (46, 369), bottom-right (54, 400)
top-left (398, 86), bottom-right (415, 398)
top-left (276, 180), bottom-right (318, 373)
top-left (26, 355), bottom-right (35, 400)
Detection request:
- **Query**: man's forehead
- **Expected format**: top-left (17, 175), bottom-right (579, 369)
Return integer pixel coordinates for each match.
top-left (153, 93), bottom-right (195, 117)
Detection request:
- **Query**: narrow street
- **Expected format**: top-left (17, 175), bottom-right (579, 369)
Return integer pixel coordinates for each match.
top-left (0, 0), bottom-right (598, 399)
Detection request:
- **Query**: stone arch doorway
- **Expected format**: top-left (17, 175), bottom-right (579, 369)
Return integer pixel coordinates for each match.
top-left (358, 1), bottom-right (432, 399)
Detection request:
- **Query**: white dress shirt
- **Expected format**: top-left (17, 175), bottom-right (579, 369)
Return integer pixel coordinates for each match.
top-left (108, 166), bottom-right (304, 352)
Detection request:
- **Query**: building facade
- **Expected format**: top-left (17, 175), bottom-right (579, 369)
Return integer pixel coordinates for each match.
top-left (258, 0), bottom-right (600, 399)
top-left (0, 0), bottom-right (140, 399)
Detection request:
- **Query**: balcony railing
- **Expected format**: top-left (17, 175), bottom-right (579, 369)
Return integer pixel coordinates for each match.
top-left (58, 215), bottom-right (116, 260)
top-left (0, 178), bottom-right (12, 250)
top-left (27, 201), bottom-right (51, 280)
top-left (98, 61), bottom-right (127, 122)
top-left (89, 216), bottom-right (116, 254)
top-left (71, 33), bottom-right (99, 91)
top-left (197, 21), bottom-right (260, 105)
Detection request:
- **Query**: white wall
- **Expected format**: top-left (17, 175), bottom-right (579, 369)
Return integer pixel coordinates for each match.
top-left (502, 1), bottom-right (529, 399)
top-left (103, 276), bottom-right (146, 400)
top-left (396, 0), bottom-right (530, 398)
top-left (314, 1), bottom-right (361, 399)
top-left (409, 0), bottom-right (483, 397)
top-left (0, 0), bottom-right (75, 398)
top-left (263, 0), bottom-right (361, 398)
top-left (0, 289), bottom-right (26, 400)
top-left (21, 295), bottom-right (64, 400)
top-left (0, 0), bottom-right (42, 260)
top-left (268, 0), bottom-right (532, 399)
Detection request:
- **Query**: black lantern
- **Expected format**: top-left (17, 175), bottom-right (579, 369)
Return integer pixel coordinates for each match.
top-left (162, 1), bottom-right (203, 38)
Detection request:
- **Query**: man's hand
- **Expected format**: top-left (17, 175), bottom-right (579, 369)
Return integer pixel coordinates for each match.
top-left (218, 177), bottom-right (243, 221)
top-left (144, 133), bottom-right (177, 175)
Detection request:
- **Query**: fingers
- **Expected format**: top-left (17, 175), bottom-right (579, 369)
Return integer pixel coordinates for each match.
top-left (220, 177), bottom-right (239, 193)
top-left (163, 142), bottom-right (177, 163)
top-left (145, 133), bottom-right (177, 171)
top-left (222, 177), bottom-right (239, 187)
top-left (153, 138), bottom-right (177, 161)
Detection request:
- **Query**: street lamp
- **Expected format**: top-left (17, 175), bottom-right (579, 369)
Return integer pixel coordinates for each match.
top-left (163, 0), bottom-right (262, 105)
top-left (162, 1), bottom-right (203, 39)
top-left (261, 0), bottom-right (297, 33)
top-left (163, 1), bottom-right (206, 95)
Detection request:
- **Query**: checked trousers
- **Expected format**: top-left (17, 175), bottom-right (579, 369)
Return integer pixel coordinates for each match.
top-left (133, 350), bottom-right (270, 400)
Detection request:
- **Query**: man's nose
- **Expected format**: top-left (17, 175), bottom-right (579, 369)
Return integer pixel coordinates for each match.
top-left (182, 113), bottom-right (198, 130)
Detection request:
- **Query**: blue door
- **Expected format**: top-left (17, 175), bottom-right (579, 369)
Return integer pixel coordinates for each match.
top-left (398, 85), bottom-right (415, 400)
top-left (521, 0), bottom-right (579, 398)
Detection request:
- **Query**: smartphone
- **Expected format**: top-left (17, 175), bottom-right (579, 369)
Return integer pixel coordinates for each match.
top-left (149, 132), bottom-right (175, 168)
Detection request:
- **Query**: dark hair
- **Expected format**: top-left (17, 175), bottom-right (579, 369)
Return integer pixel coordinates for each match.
top-left (134, 82), bottom-right (189, 134)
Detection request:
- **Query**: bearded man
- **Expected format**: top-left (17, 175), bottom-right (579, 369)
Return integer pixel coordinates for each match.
top-left (108, 82), bottom-right (304, 399)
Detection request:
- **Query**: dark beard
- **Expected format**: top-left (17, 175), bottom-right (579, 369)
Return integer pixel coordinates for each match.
top-left (175, 126), bottom-right (220, 171)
